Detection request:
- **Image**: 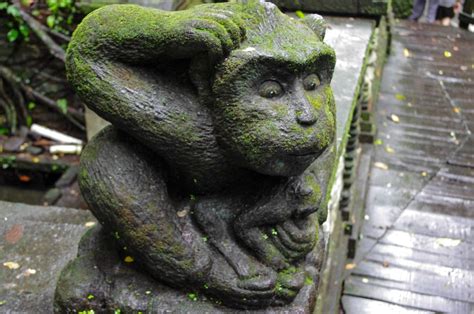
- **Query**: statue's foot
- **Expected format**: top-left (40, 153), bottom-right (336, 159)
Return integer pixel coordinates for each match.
top-left (270, 219), bottom-right (317, 261)
top-left (274, 267), bottom-right (306, 303)
top-left (237, 265), bottom-right (277, 291)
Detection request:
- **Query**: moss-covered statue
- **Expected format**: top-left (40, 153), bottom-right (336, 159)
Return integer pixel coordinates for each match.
top-left (54, 0), bottom-right (336, 312)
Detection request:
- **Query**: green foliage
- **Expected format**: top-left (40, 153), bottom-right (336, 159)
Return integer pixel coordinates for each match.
top-left (45, 0), bottom-right (77, 35)
top-left (392, 0), bottom-right (413, 19)
top-left (56, 98), bottom-right (68, 114)
top-left (0, 3), bottom-right (29, 42)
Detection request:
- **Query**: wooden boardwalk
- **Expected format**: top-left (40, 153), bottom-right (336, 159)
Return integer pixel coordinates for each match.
top-left (342, 22), bottom-right (474, 313)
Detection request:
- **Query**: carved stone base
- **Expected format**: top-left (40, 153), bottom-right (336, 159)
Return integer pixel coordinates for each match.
top-left (54, 226), bottom-right (324, 313)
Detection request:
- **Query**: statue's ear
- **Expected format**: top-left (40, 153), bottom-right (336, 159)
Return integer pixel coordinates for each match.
top-left (301, 14), bottom-right (328, 41)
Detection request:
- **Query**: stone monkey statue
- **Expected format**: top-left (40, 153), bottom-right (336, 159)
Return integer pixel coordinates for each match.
top-left (63, 0), bottom-right (336, 310)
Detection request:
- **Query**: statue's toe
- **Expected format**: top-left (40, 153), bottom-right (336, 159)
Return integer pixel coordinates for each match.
top-left (237, 269), bottom-right (277, 291)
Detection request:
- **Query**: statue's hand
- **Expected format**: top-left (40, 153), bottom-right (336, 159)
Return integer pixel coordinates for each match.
top-left (174, 8), bottom-right (246, 63)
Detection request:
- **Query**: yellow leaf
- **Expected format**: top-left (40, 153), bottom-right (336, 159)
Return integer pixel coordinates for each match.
top-left (345, 263), bottom-right (357, 270)
top-left (390, 114), bottom-right (400, 123)
top-left (453, 107), bottom-right (461, 113)
top-left (177, 209), bottom-right (188, 218)
top-left (421, 171), bottom-right (428, 177)
top-left (84, 221), bottom-right (96, 227)
top-left (385, 146), bottom-right (395, 153)
top-left (32, 157), bottom-right (40, 163)
top-left (124, 256), bottom-right (134, 263)
top-left (374, 162), bottom-right (389, 170)
top-left (3, 262), bottom-right (20, 269)
top-left (395, 93), bottom-right (406, 101)
top-left (435, 238), bottom-right (461, 247)
top-left (444, 51), bottom-right (452, 58)
top-left (403, 48), bottom-right (410, 57)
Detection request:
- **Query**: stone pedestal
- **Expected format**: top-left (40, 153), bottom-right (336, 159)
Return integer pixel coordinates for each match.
top-left (55, 226), bottom-right (324, 313)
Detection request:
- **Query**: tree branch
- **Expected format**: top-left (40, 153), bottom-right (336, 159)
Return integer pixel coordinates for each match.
top-left (13, 0), bottom-right (66, 63)
top-left (0, 65), bottom-right (85, 131)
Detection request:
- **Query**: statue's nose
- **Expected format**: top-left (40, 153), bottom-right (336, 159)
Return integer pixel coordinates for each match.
top-left (295, 99), bottom-right (317, 126)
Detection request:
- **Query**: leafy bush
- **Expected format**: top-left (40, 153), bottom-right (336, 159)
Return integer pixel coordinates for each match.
top-left (392, 0), bottom-right (413, 19)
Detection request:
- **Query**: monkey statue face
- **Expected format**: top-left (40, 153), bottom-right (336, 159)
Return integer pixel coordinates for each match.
top-left (213, 42), bottom-right (336, 177)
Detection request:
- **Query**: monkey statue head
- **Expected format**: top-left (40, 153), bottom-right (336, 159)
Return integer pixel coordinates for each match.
top-left (210, 3), bottom-right (336, 177)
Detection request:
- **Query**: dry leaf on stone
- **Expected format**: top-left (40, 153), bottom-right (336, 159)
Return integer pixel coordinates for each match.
top-left (403, 48), bottom-right (410, 57)
top-left (435, 238), bottom-right (461, 247)
top-left (3, 262), bottom-right (20, 269)
top-left (345, 263), bottom-right (357, 270)
top-left (390, 114), bottom-right (400, 123)
top-left (395, 94), bottom-right (406, 101)
top-left (374, 162), bottom-right (389, 170)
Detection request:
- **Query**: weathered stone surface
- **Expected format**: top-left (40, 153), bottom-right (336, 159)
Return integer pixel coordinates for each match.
top-left (57, 1), bottom-right (337, 312)
top-left (0, 201), bottom-right (94, 313)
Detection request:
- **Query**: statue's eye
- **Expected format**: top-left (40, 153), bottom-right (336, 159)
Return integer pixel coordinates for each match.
top-left (259, 80), bottom-right (284, 98)
top-left (303, 74), bottom-right (321, 91)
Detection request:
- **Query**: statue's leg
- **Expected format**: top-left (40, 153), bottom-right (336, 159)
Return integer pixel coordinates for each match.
top-left (192, 199), bottom-right (277, 291)
top-left (79, 126), bottom-right (212, 287)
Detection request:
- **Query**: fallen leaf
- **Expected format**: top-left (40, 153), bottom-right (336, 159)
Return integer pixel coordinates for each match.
top-left (31, 157), bottom-right (40, 163)
top-left (362, 278), bottom-right (369, 283)
top-left (383, 261), bottom-right (389, 268)
top-left (395, 93), bottom-right (406, 101)
top-left (439, 70), bottom-right (444, 75)
top-left (18, 175), bottom-right (31, 182)
top-left (345, 263), bottom-right (357, 270)
top-left (24, 268), bottom-right (36, 276)
top-left (124, 256), bottom-right (134, 263)
top-left (453, 107), bottom-right (461, 113)
top-left (4, 224), bottom-right (23, 244)
top-left (453, 46), bottom-right (459, 51)
top-left (444, 51), bottom-right (452, 58)
top-left (460, 66), bottom-right (468, 71)
top-left (435, 238), bottom-right (461, 247)
top-left (385, 146), bottom-right (395, 154)
top-left (407, 102), bottom-right (413, 107)
top-left (3, 262), bottom-right (20, 270)
top-left (374, 162), bottom-right (389, 170)
top-left (0, 300), bottom-right (5, 306)
top-left (421, 171), bottom-right (428, 177)
top-left (374, 139), bottom-right (383, 145)
top-left (403, 48), bottom-right (410, 57)
top-left (84, 221), bottom-right (96, 227)
top-left (177, 209), bottom-right (188, 218)
top-left (390, 114), bottom-right (400, 123)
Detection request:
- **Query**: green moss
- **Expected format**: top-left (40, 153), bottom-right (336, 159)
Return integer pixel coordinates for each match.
top-left (304, 276), bottom-right (314, 285)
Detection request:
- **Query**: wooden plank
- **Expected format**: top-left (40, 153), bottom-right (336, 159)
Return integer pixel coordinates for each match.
top-left (380, 229), bottom-right (474, 261)
top-left (344, 276), bottom-right (474, 313)
top-left (351, 260), bottom-right (474, 303)
top-left (393, 209), bottom-right (474, 241)
top-left (342, 295), bottom-right (435, 314)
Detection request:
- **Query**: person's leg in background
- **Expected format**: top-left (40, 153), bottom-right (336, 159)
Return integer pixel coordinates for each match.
top-left (409, 0), bottom-right (427, 21)
top-left (427, 0), bottom-right (441, 22)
